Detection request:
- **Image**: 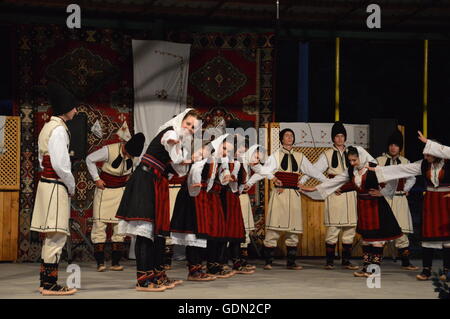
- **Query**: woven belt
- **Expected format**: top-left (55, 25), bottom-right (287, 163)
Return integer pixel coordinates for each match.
top-left (393, 191), bottom-right (406, 197)
top-left (426, 187), bottom-right (450, 193)
top-left (357, 194), bottom-right (378, 200)
top-left (40, 178), bottom-right (68, 192)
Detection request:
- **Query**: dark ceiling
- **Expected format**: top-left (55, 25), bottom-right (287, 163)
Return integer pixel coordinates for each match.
top-left (1, 0), bottom-right (450, 33)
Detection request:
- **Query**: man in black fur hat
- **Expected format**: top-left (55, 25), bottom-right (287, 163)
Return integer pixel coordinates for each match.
top-left (376, 129), bottom-right (418, 271)
top-left (31, 82), bottom-right (79, 295)
top-left (300, 122), bottom-right (359, 270)
top-left (262, 128), bottom-right (327, 270)
top-left (86, 132), bottom-right (145, 272)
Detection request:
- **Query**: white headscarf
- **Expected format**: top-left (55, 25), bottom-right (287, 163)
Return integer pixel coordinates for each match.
top-left (211, 133), bottom-right (229, 156)
top-left (354, 145), bottom-right (377, 169)
top-left (243, 144), bottom-right (260, 166)
top-left (156, 108), bottom-right (194, 134)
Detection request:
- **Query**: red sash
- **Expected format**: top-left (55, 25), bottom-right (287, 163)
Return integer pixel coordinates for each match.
top-left (274, 171), bottom-right (299, 189)
top-left (99, 171), bottom-right (129, 188)
top-left (41, 155), bottom-right (59, 179)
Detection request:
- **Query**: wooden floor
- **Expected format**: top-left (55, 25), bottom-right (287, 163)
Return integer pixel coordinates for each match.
top-left (0, 258), bottom-right (441, 299)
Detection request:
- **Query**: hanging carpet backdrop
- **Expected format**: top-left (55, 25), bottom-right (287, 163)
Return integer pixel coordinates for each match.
top-left (15, 24), bottom-right (150, 262)
top-left (167, 32), bottom-right (274, 129)
top-left (167, 31), bottom-right (274, 250)
top-left (15, 28), bottom-right (273, 262)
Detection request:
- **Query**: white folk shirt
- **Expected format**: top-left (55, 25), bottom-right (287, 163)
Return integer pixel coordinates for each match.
top-left (376, 154), bottom-right (416, 193)
top-left (162, 129), bottom-right (191, 177)
top-left (39, 125), bottom-right (75, 195)
top-left (375, 159), bottom-right (449, 248)
top-left (423, 140), bottom-right (450, 160)
top-left (375, 160), bottom-right (444, 188)
top-left (264, 149), bottom-right (327, 183)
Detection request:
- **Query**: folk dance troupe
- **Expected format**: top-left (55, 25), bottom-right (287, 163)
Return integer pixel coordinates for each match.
top-left (32, 83), bottom-right (450, 295)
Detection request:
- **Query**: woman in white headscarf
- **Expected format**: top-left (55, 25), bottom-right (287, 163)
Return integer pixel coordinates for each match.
top-left (170, 134), bottom-right (234, 280)
top-left (370, 137), bottom-right (450, 281)
top-left (301, 146), bottom-right (402, 278)
top-left (115, 108), bottom-right (200, 292)
top-left (218, 136), bottom-right (257, 275)
top-left (232, 143), bottom-right (269, 271)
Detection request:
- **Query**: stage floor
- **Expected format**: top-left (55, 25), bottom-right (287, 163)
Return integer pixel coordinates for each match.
top-left (0, 259), bottom-right (440, 299)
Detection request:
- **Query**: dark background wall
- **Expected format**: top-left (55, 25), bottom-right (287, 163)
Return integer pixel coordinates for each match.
top-left (340, 39), bottom-right (423, 161)
top-left (0, 25), bottom-right (13, 116)
top-left (275, 37), bottom-right (449, 162)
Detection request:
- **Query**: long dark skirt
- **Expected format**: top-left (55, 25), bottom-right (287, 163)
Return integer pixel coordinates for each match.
top-left (356, 195), bottom-right (402, 242)
top-left (115, 164), bottom-right (170, 236)
top-left (170, 184), bottom-right (225, 240)
top-left (220, 187), bottom-right (245, 243)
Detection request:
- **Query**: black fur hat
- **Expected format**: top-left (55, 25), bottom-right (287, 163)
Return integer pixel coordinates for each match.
top-left (331, 121), bottom-right (347, 142)
top-left (387, 129), bottom-right (403, 151)
top-left (125, 133), bottom-right (145, 157)
top-left (47, 82), bottom-right (79, 116)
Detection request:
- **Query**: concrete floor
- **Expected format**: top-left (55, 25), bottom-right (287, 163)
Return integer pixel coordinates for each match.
top-left (0, 259), bottom-right (441, 299)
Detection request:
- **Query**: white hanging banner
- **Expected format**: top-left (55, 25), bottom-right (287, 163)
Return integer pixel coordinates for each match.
top-left (0, 116), bottom-right (6, 155)
top-left (279, 122), bottom-right (369, 149)
top-left (132, 40), bottom-right (191, 149)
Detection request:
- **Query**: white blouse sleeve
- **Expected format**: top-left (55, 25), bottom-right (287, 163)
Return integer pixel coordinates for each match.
top-left (260, 154), bottom-right (278, 180)
top-left (170, 162), bottom-right (190, 177)
top-left (219, 160), bottom-right (231, 186)
top-left (380, 180), bottom-right (397, 199)
top-left (48, 126), bottom-right (75, 195)
top-left (300, 153), bottom-right (328, 184)
top-left (315, 170), bottom-right (350, 199)
top-left (85, 146), bottom-right (108, 181)
top-left (187, 160), bottom-right (206, 197)
top-left (375, 161), bottom-right (422, 183)
top-left (423, 140), bottom-right (450, 159)
top-left (403, 159), bottom-right (416, 192)
top-left (300, 155), bottom-right (327, 183)
top-left (161, 130), bottom-right (184, 164)
top-left (38, 150), bottom-right (43, 170)
top-left (228, 161), bottom-right (241, 192)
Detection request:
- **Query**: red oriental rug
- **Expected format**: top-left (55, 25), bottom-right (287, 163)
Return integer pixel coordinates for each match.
top-left (15, 24), bottom-right (150, 262)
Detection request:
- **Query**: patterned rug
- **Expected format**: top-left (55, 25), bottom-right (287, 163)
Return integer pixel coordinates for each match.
top-left (15, 24), bottom-right (150, 262)
top-left (15, 28), bottom-right (273, 262)
top-left (167, 31), bottom-right (274, 251)
top-left (167, 31), bottom-right (274, 128)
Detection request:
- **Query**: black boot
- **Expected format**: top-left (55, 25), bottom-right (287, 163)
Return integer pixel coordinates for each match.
top-left (417, 247), bottom-right (433, 281)
top-left (135, 270), bottom-right (166, 292)
top-left (417, 267), bottom-right (432, 281)
top-left (371, 246), bottom-right (384, 267)
top-left (163, 244), bottom-right (174, 270)
top-left (342, 243), bottom-right (359, 270)
top-left (354, 245), bottom-right (371, 277)
top-left (398, 247), bottom-right (418, 270)
top-left (325, 243), bottom-right (336, 269)
top-left (263, 246), bottom-right (275, 270)
top-left (187, 264), bottom-right (214, 281)
top-left (39, 261), bottom-right (44, 291)
top-left (94, 243), bottom-right (106, 272)
top-left (41, 263), bottom-right (77, 295)
top-left (441, 247), bottom-right (450, 281)
top-left (286, 246), bottom-right (303, 270)
top-left (240, 247), bottom-right (255, 270)
top-left (110, 242), bottom-right (124, 271)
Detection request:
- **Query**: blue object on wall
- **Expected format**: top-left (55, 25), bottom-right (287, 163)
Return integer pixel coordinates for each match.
top-left (0, 100), bottom-right (13, 116)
